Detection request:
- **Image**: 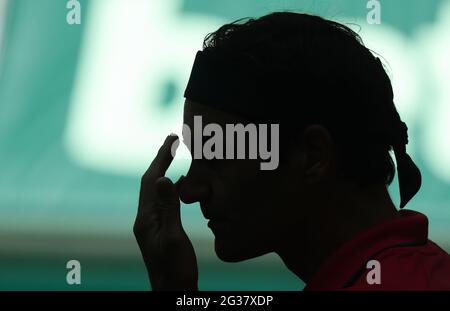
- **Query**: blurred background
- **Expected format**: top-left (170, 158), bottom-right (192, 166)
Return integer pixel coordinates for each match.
top-left (0, 0), bottom-right (449, 290)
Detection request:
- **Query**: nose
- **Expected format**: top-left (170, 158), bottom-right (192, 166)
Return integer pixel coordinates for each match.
top-left (178, 171), bottom-right (211, 204)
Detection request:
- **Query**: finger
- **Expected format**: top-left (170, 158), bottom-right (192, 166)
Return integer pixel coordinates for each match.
top-left (155, 177), bottom-right (182, 228)
top-left (136, 176), bottom-right (181, 233)
top-left (139, 135), bottom-right (179, 211)
top-left (142, 134), bottom-right (179, 183)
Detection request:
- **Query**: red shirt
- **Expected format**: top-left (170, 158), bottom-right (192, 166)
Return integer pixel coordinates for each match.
top-left (304, 209), bottom-right (450, 290)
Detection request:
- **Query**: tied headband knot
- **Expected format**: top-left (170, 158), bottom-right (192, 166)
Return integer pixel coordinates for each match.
top-left (390, 120), bottom-right (422, 209)
top-left (390, 121), bottom-right (408, 152)
top-left (371, 57), bottom-right (422, 209)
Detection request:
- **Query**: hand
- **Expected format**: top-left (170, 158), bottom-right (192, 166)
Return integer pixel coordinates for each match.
top-left (134, 134), bottom-right (198, 291)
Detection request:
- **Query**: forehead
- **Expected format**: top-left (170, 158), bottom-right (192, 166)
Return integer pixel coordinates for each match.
top-left (183, 99), bottom-right (248, 126)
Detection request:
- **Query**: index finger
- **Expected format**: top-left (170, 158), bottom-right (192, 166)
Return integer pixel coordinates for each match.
top-left (142, 134), bottom-right (179, 184)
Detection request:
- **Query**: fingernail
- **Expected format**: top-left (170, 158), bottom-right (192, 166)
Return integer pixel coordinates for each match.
top-left (165, 133), bottom-right (177, 143)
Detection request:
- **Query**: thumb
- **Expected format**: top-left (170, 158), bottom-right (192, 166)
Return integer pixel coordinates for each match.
top-left (155, 177), bottom-right (182, 227)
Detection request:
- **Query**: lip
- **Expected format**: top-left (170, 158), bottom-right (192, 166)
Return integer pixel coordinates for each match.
top-left (200, 203), bottom-right (224, 221)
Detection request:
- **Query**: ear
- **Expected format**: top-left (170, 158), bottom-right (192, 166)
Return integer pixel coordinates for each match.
top-left (293, 125), bottom-right (335, 183)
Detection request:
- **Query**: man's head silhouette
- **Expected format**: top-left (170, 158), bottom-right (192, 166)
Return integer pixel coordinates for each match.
top-left (178, 12), bottom-right (421, 279)
top-left (135, 12), bottom-right (450, 291)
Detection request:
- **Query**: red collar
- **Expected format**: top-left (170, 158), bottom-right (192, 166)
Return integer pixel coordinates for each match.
top-left (304, 209), bottom-right (428, 290)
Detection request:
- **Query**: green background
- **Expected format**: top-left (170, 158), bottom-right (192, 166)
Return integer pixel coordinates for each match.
top-left (0, 0), bottom-right (449, 290)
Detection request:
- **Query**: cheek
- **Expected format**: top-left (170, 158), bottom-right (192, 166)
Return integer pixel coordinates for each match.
top-left (221, 176), bottom-right (279, 219)
top-left (211, 162), bottom-right (285, 218)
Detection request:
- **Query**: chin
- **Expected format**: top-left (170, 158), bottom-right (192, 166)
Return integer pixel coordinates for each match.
top-left (213, 236), bottom-right (270, 262)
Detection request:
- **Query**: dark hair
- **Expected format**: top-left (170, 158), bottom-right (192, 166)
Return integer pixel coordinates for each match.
top-left (202, 12), bottom-right (400, 186)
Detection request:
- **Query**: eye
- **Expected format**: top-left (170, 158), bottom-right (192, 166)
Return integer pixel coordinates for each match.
top-left (190, 158), bottom-right (216, 171)
top-left (203, 158), bottom-right (217, 168)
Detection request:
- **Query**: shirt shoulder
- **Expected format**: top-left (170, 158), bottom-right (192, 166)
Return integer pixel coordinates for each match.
top-left (347, 240), bottom-right (450, 290)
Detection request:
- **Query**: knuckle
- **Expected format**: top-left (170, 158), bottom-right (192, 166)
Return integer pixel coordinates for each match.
top-left (133, 212), bottom-right (158, 237)
top-left (133, 218), bottom-right (149, 237)
top-left (141, 172), bottom-right (154, 185)
top-left (133, 221), bottom-right (144, 237)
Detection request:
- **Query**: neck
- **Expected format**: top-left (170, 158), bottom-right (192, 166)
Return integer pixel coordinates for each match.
top-left (275, 182), bottom-right (399, 283)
